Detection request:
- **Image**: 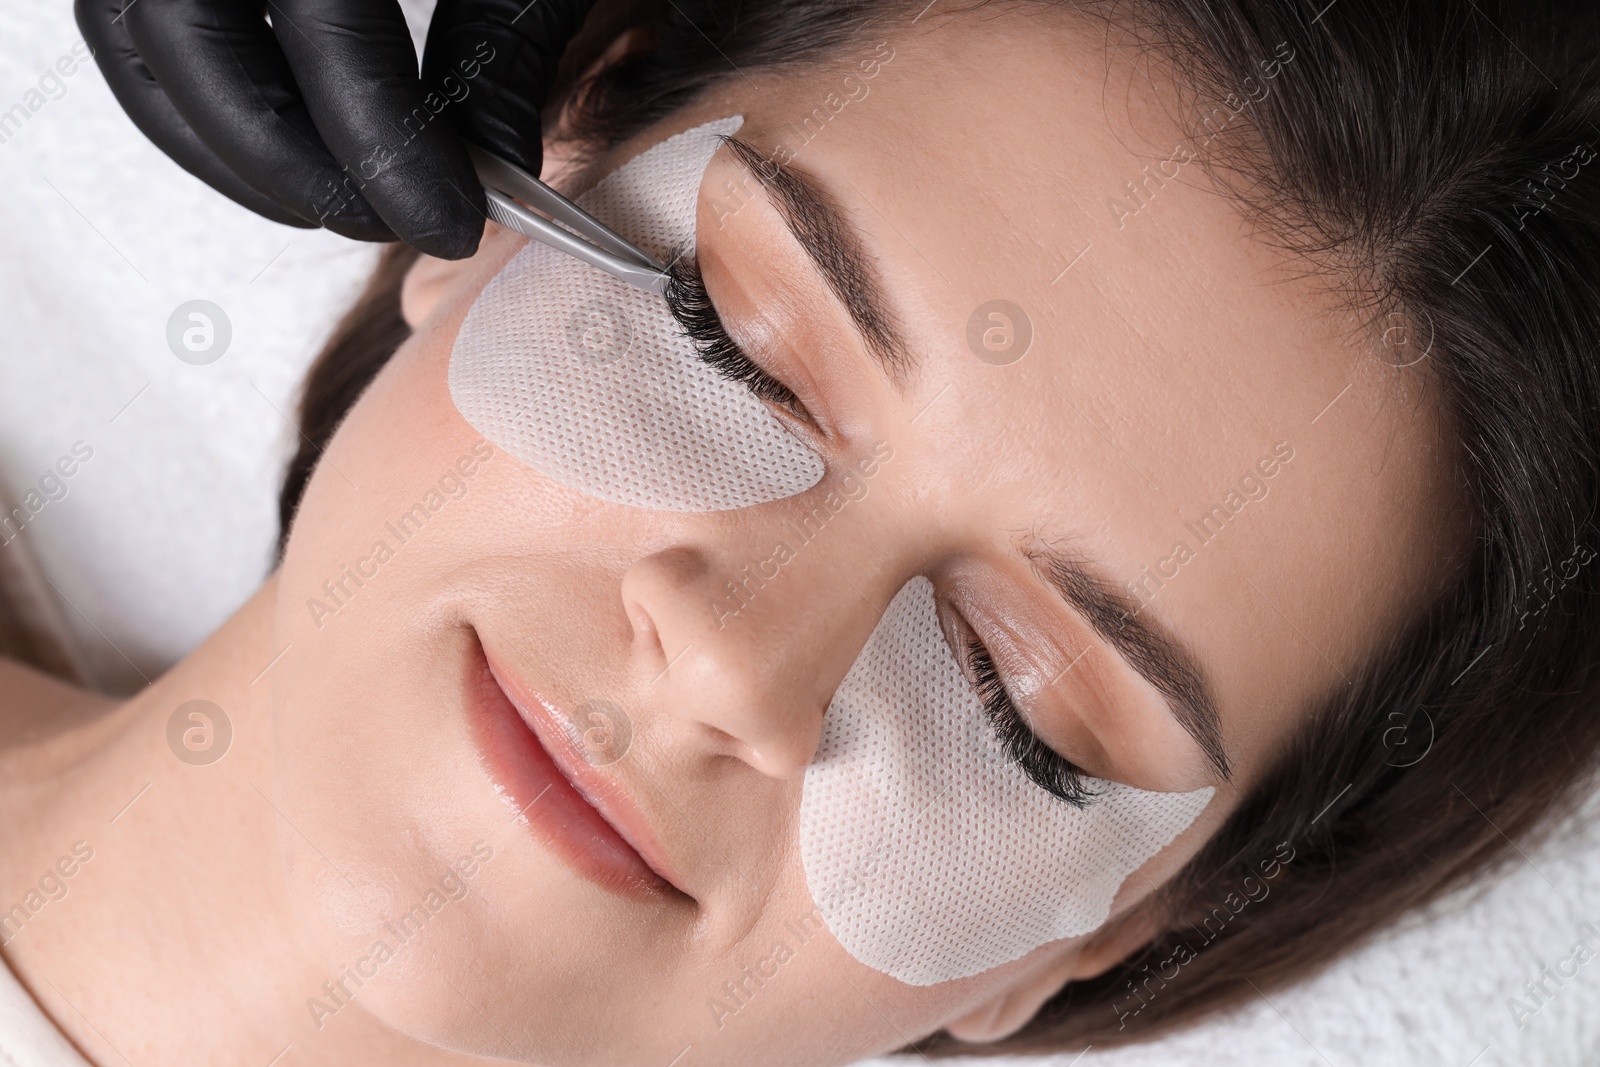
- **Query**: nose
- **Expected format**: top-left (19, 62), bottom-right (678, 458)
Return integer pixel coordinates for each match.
top-left (619, 532), bottom-right (895, 779)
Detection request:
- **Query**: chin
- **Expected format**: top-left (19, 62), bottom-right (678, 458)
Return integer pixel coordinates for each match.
top-left (264, 696), bottom-right (670, 1063)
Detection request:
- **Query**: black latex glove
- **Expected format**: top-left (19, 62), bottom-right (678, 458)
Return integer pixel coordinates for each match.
top-left (76, 0), bottom-right (595, 260)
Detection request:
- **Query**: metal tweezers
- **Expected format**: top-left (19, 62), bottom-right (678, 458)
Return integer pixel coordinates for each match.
top-left (470, 144), bottom-right (671, 296)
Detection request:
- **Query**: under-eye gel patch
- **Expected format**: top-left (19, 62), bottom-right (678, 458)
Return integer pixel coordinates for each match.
top-left (448, 115), bottom-right (825, 510)
top-left (800, 578), bottom-right (1215, 986)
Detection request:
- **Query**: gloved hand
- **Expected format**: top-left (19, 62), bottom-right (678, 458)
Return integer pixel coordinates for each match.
top-left (75, 0), bottom-right (596, 260)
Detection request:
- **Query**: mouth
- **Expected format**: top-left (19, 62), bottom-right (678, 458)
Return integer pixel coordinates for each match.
top-left (465, 633), bottom-right (688, 901)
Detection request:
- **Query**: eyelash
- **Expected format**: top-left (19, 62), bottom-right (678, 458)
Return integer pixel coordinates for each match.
top-left (965, 636), bottom-right (1101, 808)
top-left (662, 256), bottom-right (810, 420)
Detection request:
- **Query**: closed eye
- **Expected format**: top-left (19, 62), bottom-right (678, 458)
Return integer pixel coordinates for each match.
top-left (662, 254), bottom-right (813, 422)
top-left (964, 635), bottom-right (1102, 808)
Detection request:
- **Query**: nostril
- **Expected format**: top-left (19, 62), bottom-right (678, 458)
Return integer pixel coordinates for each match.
top-left (619, 545), bottom-right (712, 669)
top-left (627, 599), bottom-right (662, 658)
top-left (761, 704), bottom-right (829, 780)
top-left (745, 737), bottom-right (814, 781)
top-left (618, 573), bottom-right (665, 666)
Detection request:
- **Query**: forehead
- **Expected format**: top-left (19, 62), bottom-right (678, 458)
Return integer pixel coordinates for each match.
top-left (692, 11), bottom-right (1464, 774)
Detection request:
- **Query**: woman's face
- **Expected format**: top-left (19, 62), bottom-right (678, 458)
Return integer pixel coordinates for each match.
top-left (270, 12), bottom-right (1461, 1065)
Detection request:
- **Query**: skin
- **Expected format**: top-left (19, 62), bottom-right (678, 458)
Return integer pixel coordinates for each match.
top-left (0, 8), bottom-right (1465, 1066)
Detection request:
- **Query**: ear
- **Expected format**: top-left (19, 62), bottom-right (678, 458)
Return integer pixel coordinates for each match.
top-left (942, 907), bottom-right (1161, 1044)
top-left (400, 242), bottom-right (485, 328)
top-left (399, 25), bottom-right (655, 329)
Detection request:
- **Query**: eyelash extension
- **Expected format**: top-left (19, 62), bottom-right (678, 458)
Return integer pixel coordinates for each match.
top-left (661, 255), bottom-right (808, 419)
top-left (965, 636), bottom-right (1100, 808)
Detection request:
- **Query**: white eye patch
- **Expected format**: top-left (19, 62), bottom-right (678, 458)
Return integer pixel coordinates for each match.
top-left (448, 115), bottom-right (825, 510)
top-left (800, 578), bottom-right (1215, 986)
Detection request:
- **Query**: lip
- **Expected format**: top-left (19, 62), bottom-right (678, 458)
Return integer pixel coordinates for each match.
top-left (465, 636), bottom-right (686, 901)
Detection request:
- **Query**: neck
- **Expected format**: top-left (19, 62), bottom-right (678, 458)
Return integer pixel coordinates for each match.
top-left (0, 579), bottom-right (499, 1066)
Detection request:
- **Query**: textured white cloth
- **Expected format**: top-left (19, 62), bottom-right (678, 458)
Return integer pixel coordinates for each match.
top-left (855, 777), bottom-right (1600, 1067)
top-left (451, 114), bottom-right (824, 510)
top-left (0, 1), bottom-right (438, 695)
top-left (0, 953), bottom-right (90, 1067)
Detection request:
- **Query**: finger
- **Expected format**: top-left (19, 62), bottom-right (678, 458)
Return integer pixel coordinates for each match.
top-left (121, 0), bottom-right (397, 242)
top-left (74, 0), bottom-right (314, 227)
top-left (269, 0), bottom-right (487, 260)
top-left (423, 0), bottom-right (597, 176)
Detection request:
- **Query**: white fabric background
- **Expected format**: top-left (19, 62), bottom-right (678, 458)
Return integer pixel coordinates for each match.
top-left (0, 2), bottom-right (1594, 1063)
top-left (0, 0), bottom-right (435, 693)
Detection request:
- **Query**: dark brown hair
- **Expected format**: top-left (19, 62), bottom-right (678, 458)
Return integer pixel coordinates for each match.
top-left (278, 0), bottom-right (1600, 1053)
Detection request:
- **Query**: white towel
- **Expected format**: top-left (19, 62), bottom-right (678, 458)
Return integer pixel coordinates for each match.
top-left (855, 777), bottom-right (1600, 1067)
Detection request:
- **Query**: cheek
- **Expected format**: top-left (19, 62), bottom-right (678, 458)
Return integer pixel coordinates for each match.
top-left (262, 333), bottom-right (645, 1054)
top-left (284, 223), bottom-right (572, 579)
top-left (670, 846), bottom-right (998, 1056)
top-left (263, 247), bottom-right (574, 941)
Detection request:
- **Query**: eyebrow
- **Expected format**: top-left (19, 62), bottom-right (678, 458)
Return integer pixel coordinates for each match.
top-left (1029, 547), bottom-right (1233, 783)
top-left (722, 137), bottom-right (915, 385)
